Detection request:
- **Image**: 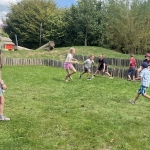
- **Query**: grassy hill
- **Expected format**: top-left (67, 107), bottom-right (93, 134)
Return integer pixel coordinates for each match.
top-left (3, 46), bottom-right (145, 61)
top-left (1, 66), bottom-right (150, 150)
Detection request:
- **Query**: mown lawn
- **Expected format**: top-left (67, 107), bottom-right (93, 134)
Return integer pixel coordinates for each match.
top-left (0, 66), bottom-right (150, 150)
top-left (3, 46), bottom-right (145, 61)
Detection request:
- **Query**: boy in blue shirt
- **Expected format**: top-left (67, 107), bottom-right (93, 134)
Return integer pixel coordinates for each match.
top-left (130, 62), bottom-right (150, 104)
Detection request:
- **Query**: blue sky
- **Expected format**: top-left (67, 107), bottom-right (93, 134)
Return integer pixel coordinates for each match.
top-left (55, 0), bottom-right (76, 7)
top-left (0, 0), bottom-right (77, 24)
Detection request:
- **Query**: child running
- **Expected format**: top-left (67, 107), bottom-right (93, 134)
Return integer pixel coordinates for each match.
top-left (64, 47), bottom-right (78, 82)
top-left (92, 54), bottom-right (113, 79)
top-left (79, 54), bottom-right (94, 80)
top-left (130, 62), bottom-right (150, 104)
top-left (0, 79), bottom-right (10, 121)
top-left (136, 53), bottom-right (150, 78)
top-left (127, 53), bottom-right (136, 81)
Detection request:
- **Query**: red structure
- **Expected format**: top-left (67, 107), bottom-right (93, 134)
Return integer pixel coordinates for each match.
top-left (0, 37), bottom-right (15, 51)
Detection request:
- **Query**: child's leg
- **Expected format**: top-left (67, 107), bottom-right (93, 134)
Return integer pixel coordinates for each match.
top-left (133, 93), bottom-right (140, 103)
top-left (65, 69), bottom-right (70, 81)
top-left (143, 93), bottom-right (150, 99)
top-left (93, 70), bottom-right (99, 76)
top-left (68, 66), bottom-right (77, 77)
top-left (105, 71), bottom-right (111, 77)
top-left (0, 95), bottom-right (4, 116)
top-left (87, 70), bottom-right (91, 78)
top-left (128, 75), bottom-right (131, 80)
top-left (137, 67), bottom-right (142, 78)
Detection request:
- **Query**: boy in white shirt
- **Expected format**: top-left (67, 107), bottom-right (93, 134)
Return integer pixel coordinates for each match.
top-left (79, 54), bottom-right (94, 80)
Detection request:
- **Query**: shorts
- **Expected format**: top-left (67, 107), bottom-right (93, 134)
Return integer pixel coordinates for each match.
top-left (84, 67), bottom-right (91, 73)
top-left (98, 65), bottom-right (108, 72)
top-left (137, 85), bottom-right (147, 95)
top-left (127, 68), bottom-right (136, 76)
top-left (64, 62), bottom-right (73, 70)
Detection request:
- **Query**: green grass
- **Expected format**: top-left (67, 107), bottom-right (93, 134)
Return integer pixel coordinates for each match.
top-left (1, 65), bottom-right (150, 150)
top-left (3, 46), bottom-right (145, 61)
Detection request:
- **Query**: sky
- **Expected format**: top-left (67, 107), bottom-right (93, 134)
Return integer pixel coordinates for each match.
top-left (0, 0), bottom-right (77, 25)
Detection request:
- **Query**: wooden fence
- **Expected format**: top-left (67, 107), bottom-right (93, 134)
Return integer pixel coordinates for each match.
top-left (74, 54), bottom-right (143, 68)
top-left (2, 58), bottom-right (135, 79)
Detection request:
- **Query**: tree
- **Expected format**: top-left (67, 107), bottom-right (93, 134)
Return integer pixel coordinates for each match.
top-left (64, 0), bottom-right (103, 46)
top-left (3, 0), bottom-right (57, 49)
top-left (102, 0), bottom-right (150, 54)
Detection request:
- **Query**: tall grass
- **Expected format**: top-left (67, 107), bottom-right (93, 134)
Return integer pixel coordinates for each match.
top-left (0, 66), bottom-right (150, 150)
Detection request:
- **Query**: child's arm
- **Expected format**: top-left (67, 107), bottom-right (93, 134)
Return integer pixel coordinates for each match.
top-left (68, 57), bottom-right (78, 63)
top-left (134, 76), bottom-right (142, 80)
top-left (103, 63), bottom-right (106, 72)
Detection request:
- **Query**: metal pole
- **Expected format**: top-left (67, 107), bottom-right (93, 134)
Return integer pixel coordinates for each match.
top-left (39, 23), bottom-right (42, 47)
top-left (15, 35), bottom-right (18, 49)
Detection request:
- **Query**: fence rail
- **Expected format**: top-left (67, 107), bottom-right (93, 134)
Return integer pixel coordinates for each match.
top-left (2, 58), bottom-right (135, 79)
top-left (74, 54), bottom-right (143, 68)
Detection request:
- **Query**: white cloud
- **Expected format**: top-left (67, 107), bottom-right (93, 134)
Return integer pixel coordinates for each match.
top-left (0, 0), bottom-right (18, 6)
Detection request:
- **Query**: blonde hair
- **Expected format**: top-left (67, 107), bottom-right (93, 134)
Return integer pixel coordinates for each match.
top-left (69, 47), bottom-right (75, 53)
top-left (89, 54), bottom-right (94, 57)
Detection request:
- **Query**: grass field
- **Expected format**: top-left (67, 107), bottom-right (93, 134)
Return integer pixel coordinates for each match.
top-left (1, 65), bottom-right (150, 150)
top-left (3, 46), bottom-right (145, 61)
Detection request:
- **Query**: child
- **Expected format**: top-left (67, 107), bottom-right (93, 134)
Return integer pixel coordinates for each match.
top-left (130, 62), bottom-right (150, 104)
top-left (0, 79), bottom-right (10, 121)
top-left (136, 53), bottom-right (150, 78)
top-left (79, 54), bottom-right (94, 80)
top-left (64, 47), bottom-right (78, 82)
top-left (127, 53), bottom-right (136, 81)
top-left (92, 54), bottom-right (113, 79)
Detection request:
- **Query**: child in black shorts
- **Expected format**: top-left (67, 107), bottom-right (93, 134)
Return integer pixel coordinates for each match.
top-left (92, 54), bottom-right (113, 79)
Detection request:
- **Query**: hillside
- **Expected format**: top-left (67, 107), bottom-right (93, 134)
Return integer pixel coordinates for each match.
top-left (2, 46), bottom-right (145, 61)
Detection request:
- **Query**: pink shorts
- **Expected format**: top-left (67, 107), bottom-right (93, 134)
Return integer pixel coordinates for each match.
top-left (64, 62), bottom-right (73, 69)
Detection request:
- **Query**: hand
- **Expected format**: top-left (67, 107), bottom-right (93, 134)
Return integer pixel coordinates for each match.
top-left (2, 84), bottom-right (7, 90)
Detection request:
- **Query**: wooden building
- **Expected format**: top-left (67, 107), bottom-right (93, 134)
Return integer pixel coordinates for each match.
top-left (0, 36), bottom-right (15, 51)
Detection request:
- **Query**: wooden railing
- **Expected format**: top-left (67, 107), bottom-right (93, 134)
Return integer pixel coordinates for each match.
top-left (2, 58), bottom-right (136, 79)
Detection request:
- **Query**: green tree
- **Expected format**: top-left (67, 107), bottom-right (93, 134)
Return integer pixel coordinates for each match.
top-left (102, 0), bottom-right (150, 54)
top-left (64, 0), bottom-right (103, 46)
top-left (3, 0), bottom-right (56, 49)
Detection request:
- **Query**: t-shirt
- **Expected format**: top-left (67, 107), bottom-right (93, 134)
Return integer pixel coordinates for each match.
top-left (65, 54), bottom-right (73, 62)
top-left (143, 59), bottom-right (150, 66)
top-left (84, 59), bottom-right (94, 69)
top-left (130, 57), bottom-right (136, 68)
top-left (140, 68), bottom-right (150, 87)
top-left (99, 58), bottom-right (107, 67)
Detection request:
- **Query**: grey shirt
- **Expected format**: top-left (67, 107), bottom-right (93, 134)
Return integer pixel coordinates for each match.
top-left (84, 59), bottom-right (94, 69)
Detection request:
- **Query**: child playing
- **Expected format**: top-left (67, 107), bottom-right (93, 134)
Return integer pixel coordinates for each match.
top-left (79, 54), bottom-right (94, 80)
top-left (127, 53), bottom-right (136, 81)
top-left (92, 54), bottom-right (113, 79)
top-left (130, 62), bottom-right (150, 104)
top-left (0, 79), bottom-right (10, 121)
top-left (136, 53), bottom-right (150, 78)
top-left (64, 47), bottom-right (78, 82)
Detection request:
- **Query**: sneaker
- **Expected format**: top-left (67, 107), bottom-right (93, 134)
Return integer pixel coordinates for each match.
top-left (87, 78), bottom-right (91, 80)
top-left (79, 74), bottom-right (82, 78)
top-left (128, 78), bottom-right (131, 81)
top-left (65, 79), bottom-right (69, 82)
top-left (109, 77), bottom-right (113, 79)
top-left (92, 75), bottom-right (95, 78)
top-left (130, 100), bottom-right (135, 105)
top-left (0, 116), bottom-right (10, 121)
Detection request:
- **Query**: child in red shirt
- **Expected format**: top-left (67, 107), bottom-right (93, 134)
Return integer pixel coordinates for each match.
top-left (127, 53), bottom-right (136, 81)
